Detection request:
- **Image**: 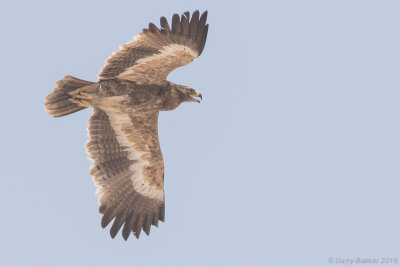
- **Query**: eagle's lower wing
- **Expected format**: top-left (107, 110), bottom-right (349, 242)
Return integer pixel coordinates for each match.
top-left (86, 108), bottom-right (164, 240)
top-left (97, 10), bottom-right (208, 85)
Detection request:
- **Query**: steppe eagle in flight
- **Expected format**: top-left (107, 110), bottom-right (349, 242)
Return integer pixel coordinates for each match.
top-left (44, 10), bottom-right (208, 240)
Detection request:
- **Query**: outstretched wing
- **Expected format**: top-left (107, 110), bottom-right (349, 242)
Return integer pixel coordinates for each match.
top-left (86, 108), bottom-right (165, 240)
top-left (98, 10), bottom-right (209, 85)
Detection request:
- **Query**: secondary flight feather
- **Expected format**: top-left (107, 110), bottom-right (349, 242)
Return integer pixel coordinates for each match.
top-left (44, 10), bottom-right (208, 240)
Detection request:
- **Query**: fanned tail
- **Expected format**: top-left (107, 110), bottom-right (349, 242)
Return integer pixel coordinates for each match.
top-left (45, 75), bottom-right (98, 117)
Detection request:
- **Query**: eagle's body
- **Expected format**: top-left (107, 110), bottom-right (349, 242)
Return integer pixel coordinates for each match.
top-left (44, 11), bottom-right (208, 240)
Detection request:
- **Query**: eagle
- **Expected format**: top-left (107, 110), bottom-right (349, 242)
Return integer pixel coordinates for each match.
top-left (44, 11), bottom-right (208, 240)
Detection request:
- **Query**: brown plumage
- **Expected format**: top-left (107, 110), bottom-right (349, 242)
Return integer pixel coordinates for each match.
top-left (44, 11), bottom-right (208, 240)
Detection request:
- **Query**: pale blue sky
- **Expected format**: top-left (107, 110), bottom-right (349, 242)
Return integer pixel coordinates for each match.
top-left (1, 1), bottom-right (400, 266)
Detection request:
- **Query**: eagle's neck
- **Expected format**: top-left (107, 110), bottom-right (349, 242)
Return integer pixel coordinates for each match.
top-left (158, 84), bottom-right (184, 111)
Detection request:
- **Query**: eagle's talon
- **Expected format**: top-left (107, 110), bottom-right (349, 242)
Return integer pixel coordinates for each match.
top-left (69, 97), bottom-right (91, 107)
top-left (78, 92), bottom-right (94, 100)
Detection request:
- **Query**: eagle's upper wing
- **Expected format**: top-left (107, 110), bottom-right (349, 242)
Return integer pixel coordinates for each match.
top-left (97, 11), bottom-right (208, 85)
top-left (87, 108), bottom-right (165, 240)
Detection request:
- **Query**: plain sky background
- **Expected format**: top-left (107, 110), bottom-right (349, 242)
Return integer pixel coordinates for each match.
top-left (1, 0), bottom-right (400, 266)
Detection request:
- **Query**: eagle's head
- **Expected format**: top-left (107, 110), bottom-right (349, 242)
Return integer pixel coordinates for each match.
top-left (170, 82), bottom-right (202, 104)
top-left (160, 82), bottom-right (202, 111)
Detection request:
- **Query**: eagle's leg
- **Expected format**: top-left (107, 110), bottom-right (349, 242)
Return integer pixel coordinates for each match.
top-left (69, 87), bottom-right (102, 108)
top-left (69, 94), bottom-right (90, 107)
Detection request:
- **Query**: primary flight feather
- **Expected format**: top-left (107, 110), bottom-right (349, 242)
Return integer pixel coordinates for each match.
top-left (44, 10), bottom-right (208, 240)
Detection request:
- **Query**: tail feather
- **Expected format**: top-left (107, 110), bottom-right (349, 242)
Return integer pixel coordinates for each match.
top-left (45, 75), bottom-right (97, 118)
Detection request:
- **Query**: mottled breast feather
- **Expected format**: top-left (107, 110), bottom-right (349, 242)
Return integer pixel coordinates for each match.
top-left (97, 11), bottom-right (209, 85)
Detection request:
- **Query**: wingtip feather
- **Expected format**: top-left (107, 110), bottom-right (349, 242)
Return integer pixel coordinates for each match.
top-left (101, 212), bottom-right (113, 229)
top-left (198, 24), bottom-right (208, 55)
top-left (188, 11), bottom-right (200, 39)
top-left (143, 216), bottom-right (152, 236)
top-left (180, 14), bottom-right (189, 36)
top-left (171, 14), bottom-right (181, 33)
top-left (160, 16), bottom-right (171, 31)
top-left (122, 219), bottom-right (133, 241)
top-left (149, 22), bottom-right (160, 33)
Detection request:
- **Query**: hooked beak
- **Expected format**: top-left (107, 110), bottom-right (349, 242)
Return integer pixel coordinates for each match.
top-left (190, 90), bottom-right (203, 103)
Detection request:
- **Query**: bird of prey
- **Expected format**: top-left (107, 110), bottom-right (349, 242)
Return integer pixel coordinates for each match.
top-left (44, 10), bottom-right (208, 240)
